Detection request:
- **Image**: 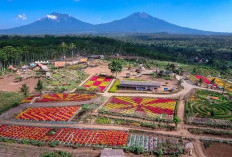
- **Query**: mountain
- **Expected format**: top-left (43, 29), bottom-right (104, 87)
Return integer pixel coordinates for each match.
top-left (0, 12), bottom-right (229, 35)
top-left (95, 12), bottom-right (216, 35)
top-left (0, 13), bottom-right (94, 34)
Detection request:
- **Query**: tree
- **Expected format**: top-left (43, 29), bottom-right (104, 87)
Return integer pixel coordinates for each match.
top-left (108, 59), bottom-right (123, 78)
top-left (173, 116), bottom-right (181, 128)
top-left (35, 79), bottom-right (44, 96)
top-left (20, 84), bottom-right (29, 97)
top-left (198, 78), bottom-right (203, 87)
top-left (61, 42), bottom-right (67, 59)
top-left (69, 43), bottom-right (76, 61)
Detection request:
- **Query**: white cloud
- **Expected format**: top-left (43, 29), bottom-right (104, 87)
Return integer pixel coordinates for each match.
top-left (18, 14), bottom-right (27, 20)
top-left (46, 14), bottom-right (57, 20)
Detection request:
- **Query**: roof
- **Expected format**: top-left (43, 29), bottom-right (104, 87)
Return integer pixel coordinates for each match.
top-left (79, 57), bottom-right (88, 63)
top-left (101, 148), bottom-right (124, 157)
top-left (8, 65), bottom-right (14, 70)
top-left (54, 61), bottom-right (65, 68)
top-left (120, 80), bottom-right (161, 87)
top-left (41, 65), bottom-right (49, 72)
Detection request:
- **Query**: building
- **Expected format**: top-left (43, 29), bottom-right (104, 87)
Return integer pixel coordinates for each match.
top-left (7, 65), bottom-right (17, 72)
top-left (119, 80), bottom-right (161, 91)
top-left (32, 63), bottom-right (49, 74)
top-left (54, 61), bottom-right (66, 68)
top-left (79, 57), bottom-right (88, 64)
top-left (88, 55), bottom-right (104, 59)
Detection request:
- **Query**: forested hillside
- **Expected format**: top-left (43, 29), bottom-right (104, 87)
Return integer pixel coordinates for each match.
top-left (0, 35), bottom-right (231, 75)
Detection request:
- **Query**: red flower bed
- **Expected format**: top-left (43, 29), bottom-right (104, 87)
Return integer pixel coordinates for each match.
top-left (36, 93), bottom-right (97, 102)
top-left (195, 75), bottom-right (218, 87)
top-left (21, 95), bottom-right (40, 103)
top-left (0, 125), bottom-right (128, 147)
top-left (16, 106), bottom-right (80, 121)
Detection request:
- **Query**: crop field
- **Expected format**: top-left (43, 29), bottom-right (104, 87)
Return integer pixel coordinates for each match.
top-left (83, 76), bottom-right (113, 92)
top-left (102, 97), bottom-right (176, 120)
top-left (44, 68), bottom-right (86, 92)
top-left (127, 134), bottom-right (182, 153)
top-left (36, 93), bottom-right (98, 102)
top-left (0, 125), bottom-right (128, 147)
top-left (195, 75), bottom-right (218, 87)
top-left (186, 90), bottom-right (232, 127)
top-left (16, 106), bottom-right (80, 122)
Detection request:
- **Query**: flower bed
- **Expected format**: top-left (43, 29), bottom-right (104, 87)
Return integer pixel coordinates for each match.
top-left (127, 134), bottom-right (182, 154)
top-left (195, 75), bottom-right (217, 87)
top-left (16, 106), bottom-right (80, 122)
top-left (102, 97), bottom-right (176, 120)
top-left (36, 93), bottom-right (97, 102)
top-left (0, 125), bottom-right (128, 147)
top-left (21, 95), bottom-right (40, 103)
top-left (209, 78), bottom-right (232, 92)
top-left (83, 76), bottom-right (113, 92)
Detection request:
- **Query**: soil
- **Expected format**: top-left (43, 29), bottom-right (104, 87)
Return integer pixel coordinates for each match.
top-left (203, 142), bottom-right (232, 157)
top-left (0, 76), bottom-right (38, 93)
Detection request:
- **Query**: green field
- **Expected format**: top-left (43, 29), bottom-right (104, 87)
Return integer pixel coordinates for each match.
top-left (0, 92), bottom-right (23, 114)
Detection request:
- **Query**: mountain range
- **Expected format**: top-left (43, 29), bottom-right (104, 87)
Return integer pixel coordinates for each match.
top-left (0, 12), bottom-right (229, 35)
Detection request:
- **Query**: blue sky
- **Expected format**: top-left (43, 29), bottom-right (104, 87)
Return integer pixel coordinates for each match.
top-left (0, 0), bottom-right (232, 32)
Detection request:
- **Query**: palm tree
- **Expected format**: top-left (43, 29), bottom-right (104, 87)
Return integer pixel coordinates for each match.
top-left (69, 43), bottom-right (76, 61)
top-left (61, 42), bottom-right (67, 60)
top-left (20, 84), bottom-right (29, 98)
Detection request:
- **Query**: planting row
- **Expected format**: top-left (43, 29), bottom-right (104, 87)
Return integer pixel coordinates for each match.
top-left (0, 125), bottom-right (128, 147)
top-left (127, 134), bottom-right (182, 154)
top-left (21, 93), bottom-right (98, 103)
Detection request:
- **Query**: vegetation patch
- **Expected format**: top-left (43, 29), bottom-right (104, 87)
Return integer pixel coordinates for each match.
top-left (186, 90), bottom-right (232, 128)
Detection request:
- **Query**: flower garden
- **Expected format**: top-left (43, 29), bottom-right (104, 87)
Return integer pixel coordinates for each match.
top-left (36, 93), bottom-right (97, 102)
top-left (186, 90), bottom-right (232, 128)
top-left (21, 95), bottom-right (40, 103)
top-left (83, 76), bottom-right (113, 92)
top-left (16, 106), bottom-right (80, 122)
top-left (195, 75), bottom-right (218, 87)
top-left (0, 125), bottom-right (128, 147)
top-left (127, 134), bottom-right (183, 154)
top-left (209, 77), bottom-right (232, 92)
top-left (102, 97), bottom-right (176, 120)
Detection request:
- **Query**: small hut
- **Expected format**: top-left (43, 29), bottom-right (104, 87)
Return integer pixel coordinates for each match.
top-left (7, 65), bottom-right (17, 72)
top-left (54, 61), bottom-right (65, 68)
top-left (32, 63), bottom-right (49, 74)
top-left (79, 57), bottom-right (88, 64)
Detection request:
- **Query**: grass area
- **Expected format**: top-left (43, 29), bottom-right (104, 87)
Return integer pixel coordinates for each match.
top-left (108, 79), bottom-right (120, 93)
top-left (41, 151), bottom-right (72, 157)
top-left (0, 91), bottom-right (23, 114)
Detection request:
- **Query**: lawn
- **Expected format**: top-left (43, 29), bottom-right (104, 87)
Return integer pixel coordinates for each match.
top-left (0, 91), bottom-right (24, 114)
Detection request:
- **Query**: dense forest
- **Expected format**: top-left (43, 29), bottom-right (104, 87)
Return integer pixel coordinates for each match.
top-left (0, 35), bottom-right (231, 76)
